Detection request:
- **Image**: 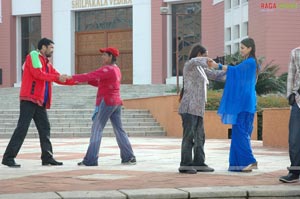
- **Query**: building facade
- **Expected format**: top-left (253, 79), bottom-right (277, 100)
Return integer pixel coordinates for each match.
top-left (0, 0), bottom-right (300, 88)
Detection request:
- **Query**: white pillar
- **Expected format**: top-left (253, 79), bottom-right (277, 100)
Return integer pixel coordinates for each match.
top-left (52, 0), bottom-right (74, 75)
top-left (132, 0), bottom-right (152, 84)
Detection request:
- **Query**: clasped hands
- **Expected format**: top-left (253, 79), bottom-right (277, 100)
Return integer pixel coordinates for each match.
top-left (207, 58), bottom-right (227, 70)
top-left (207, 58), bottom-right (219, 69)
top-left (59, 74), bottom-right (72, 83)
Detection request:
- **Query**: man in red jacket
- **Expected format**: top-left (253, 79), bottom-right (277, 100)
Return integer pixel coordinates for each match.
top-left (2, 38), bottom-right (73, 167)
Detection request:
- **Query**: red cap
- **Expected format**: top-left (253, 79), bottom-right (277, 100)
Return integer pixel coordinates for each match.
top-left (99, 47), bottom-right (119, 57)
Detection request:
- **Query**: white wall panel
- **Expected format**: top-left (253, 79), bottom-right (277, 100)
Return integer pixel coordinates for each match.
top-left (12, 0), bottom-right (41, 15)
top-left (132, 0), bottom-right (151, 84)
top-left (52, 0), bottom-right (74, 75)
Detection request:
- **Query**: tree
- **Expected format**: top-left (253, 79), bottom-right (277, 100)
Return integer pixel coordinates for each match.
top-left (255, 59), bottom-right (287, 96)
top-left (210, 54), bottom-right (287, 96)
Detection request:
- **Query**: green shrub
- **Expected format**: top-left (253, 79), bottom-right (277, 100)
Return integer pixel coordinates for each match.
top-left (206, 90), bottom-right (223, 110)
top-left (206, 90), bottom-right (289, 141)
top-left (257, 94), bottom-right (289, 110)
top-left (206, 90), bottom-right (288, 110)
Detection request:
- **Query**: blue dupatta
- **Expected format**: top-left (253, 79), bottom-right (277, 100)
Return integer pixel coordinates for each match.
top-left (217, 57), bottom-right (257, 124)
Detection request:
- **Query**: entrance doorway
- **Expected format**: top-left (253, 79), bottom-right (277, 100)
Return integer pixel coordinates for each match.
top-left (75, 7), bottom-right (132, 84)
top-left (75, 29), bottom-right (132, 84)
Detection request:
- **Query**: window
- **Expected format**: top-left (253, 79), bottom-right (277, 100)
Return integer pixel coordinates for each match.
top-left (225, 0), bottom-right (231, 10)
top-left (171, 2), bottom-right (201, 76)
top-left (75, 7), bottom-right (132, 31)
top-left (225, 27), bottom-right (231, 41)
top-left (21, 16), bottom-right (41, 64)
top-left (233, 42), bottom-right (239, 54)
top-left (233, 24), bottom-right (240, 40)
top-left (241, 22), bottom-right (248, 37)
top-left (226, 45), bottom-right (231, 55)
top-left (232, 0), bottom-right (240, 7)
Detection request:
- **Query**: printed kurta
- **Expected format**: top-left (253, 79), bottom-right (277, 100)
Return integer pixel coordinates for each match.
top-left (178, 57), bottom-right (226, 117)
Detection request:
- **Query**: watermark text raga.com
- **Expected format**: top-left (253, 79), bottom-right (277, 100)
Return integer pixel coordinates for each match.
top-left (261, 2), bottom-right (299, 9)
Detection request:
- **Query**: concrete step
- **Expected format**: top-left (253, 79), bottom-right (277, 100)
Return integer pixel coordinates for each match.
top-left (0, 85), bottom-right (172, 137)
top-left (0, 109), bottom-right (166, 138)
top-left (0, 121), bottom-right (159, 128)
top-left (0, 118), bottom-right (157, 123)
top-left (0, 130), bottom-right (165, 139)
top-left (0, 113), bottom-right (154, 119)
top-left (0, 84), bottom-right (176, 109)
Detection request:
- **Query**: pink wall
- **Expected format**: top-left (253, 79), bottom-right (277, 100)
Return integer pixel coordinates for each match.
top-left (249, 0), bottom-right (300, 74)
top-left (0, 0), bottom-right (16, 87)
top-left (0, 0), bottom-right (53, 88)
top-left (151, 0), bottom-right (166, 84)
top-left (41, 0), bottom-right (53, 40)
top-left (248, 0), bottom-right (267, 65)
top-left (202, 0), bottom-right (224, 60)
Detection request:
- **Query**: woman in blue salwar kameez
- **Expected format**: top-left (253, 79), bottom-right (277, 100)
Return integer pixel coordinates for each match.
top-left (217, 38), bottom-right (259, 172)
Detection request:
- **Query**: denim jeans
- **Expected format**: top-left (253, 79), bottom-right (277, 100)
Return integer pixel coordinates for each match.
top-left (3, 100), bottom-right (53, 162)
top-left (288, 102), bottom-right (300, 175)
top-left (180, 113), bottom-right (205, 166)
top-left (82, 100), bottom-right (135, 166)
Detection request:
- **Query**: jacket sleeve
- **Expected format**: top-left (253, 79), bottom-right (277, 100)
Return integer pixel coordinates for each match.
top-left (287, 50), bottom-right (296, 98)
top-left (26, 54), bottom-right (60, 82)
top-left (191, 57), bottom-right (226, 81)
top-left (72, 67), bottom-right (111, 83)
top-left (204, 67), bottom-right (227, 82)
top-left (88, 80), bottom-right (99, 87)
top-left (50, 66), bottom-right (77, 85)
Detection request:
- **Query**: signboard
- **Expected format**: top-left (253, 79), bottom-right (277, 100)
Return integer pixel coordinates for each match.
top-left (72, 0), bottom-right (132, 9)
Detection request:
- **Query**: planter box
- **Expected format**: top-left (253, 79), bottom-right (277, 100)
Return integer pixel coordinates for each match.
top-left (262, 108), bottom-right (290, 148)
top-left (124, 95), bottom-right (257, 140)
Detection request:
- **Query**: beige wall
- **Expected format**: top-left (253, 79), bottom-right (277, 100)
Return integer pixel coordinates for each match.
top-left (125, 96), bottom-right (291, 148)
top-left (123, 95), bottom-right (257, 140)
top-left (262, 108), bottom-right (289, 148)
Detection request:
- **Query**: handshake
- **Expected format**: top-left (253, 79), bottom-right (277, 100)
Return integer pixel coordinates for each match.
top-left (59, 74), bottom-right (72, 83)
top-left (207, 58), bottom-right (218, 68)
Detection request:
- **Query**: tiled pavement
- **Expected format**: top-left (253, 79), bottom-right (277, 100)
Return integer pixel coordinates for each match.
top-left (0, 137), bottom-right (299, 199)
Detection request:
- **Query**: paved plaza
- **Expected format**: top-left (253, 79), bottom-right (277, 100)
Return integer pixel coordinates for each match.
top-left (0, 137), bottom-right (299, 198)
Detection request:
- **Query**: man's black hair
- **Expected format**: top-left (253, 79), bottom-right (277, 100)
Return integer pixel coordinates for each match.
top-left (38, 38), bottom-right (54, 50)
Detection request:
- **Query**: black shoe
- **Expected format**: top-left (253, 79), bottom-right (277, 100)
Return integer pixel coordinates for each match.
top-left (77, 161), bottom-right (98, 166)
top-left (279, 173), bottom-right (299, 183)
top-left (42, 158), bottom-right (63, 166)
top-left (179, 166), bottom-right (197, 174)
top-left (2, 159), bottom-right (21, 168)
top-left (121, 157), bottom-right (137, 165)
top-left (77, 161), bottom-right (87, 166)
top-left (194, 165), bottom-right (214, 172)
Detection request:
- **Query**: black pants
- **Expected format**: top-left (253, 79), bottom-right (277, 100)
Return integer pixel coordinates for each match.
top-left (2, 100), bottom-right (53, 162)
top-left (180, 113), bottom-right (205, 166)
top-left (288, 102), bottom-right (300, 175)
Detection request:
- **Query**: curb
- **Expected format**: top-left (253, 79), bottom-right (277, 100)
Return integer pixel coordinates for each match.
top-left (0, 186), bottom-right (299, 199)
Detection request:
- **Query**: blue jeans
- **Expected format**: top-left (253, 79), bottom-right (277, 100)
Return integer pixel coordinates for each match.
top-left (288, 102), bottom-right (300, 175)
top-left (82, 100), bottom-right (135, 166)
top-left (180, 113), bottom-right (206, 167)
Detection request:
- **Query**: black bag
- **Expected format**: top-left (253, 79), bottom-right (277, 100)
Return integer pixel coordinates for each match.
top-left (288, 93), bottom-right (296, 105)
